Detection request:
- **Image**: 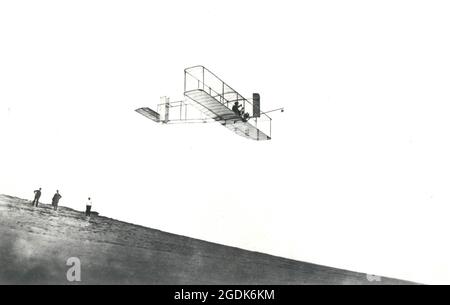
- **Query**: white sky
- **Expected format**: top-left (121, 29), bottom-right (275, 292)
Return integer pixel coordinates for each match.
top-left (1, 0), bottom-right (450, 284)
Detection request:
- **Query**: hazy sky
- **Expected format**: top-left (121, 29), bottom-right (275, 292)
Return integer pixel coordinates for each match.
top-left (1, 0), bottom-right (450, 284)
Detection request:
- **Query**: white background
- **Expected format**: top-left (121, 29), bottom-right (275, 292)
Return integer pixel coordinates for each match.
top-left (1, 0), bottom-right (450, 284)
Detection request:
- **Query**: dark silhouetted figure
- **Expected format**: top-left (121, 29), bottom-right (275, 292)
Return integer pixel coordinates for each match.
top-left (232, 102), bottom-right (242, 117)
top-left (232, 102), bottom-right (251, 122)
top-left (52, 190), bottom-right (62, 211)
top-left (32, 188), bottom-right (42, 207)
top-left (86, 197), bottom-right (92, 217)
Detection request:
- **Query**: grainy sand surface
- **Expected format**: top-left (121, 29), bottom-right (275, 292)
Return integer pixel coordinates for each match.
top-left (0, 194), bottom-right (413, 284)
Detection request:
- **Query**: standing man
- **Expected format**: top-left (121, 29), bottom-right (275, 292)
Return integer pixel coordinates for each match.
top-left (32, 188), bottom-right (42, 207)
top-left (85, 197), bottom-right (92, 217)
top-left (52, 190), bottom-right (62, 211)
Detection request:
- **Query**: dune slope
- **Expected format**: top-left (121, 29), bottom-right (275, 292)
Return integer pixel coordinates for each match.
top-left (0, 194), bottom-right (413, 284)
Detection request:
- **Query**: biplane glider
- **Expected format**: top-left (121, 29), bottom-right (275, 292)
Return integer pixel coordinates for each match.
top-left (135, 66), bottom-right (282, 141)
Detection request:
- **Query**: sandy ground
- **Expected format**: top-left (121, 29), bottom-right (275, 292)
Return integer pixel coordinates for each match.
top-left (0, 194), bottom-right (413, 284)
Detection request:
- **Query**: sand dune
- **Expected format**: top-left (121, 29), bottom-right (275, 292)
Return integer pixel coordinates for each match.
top-left (0, 194), bottom-right (414, 284)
